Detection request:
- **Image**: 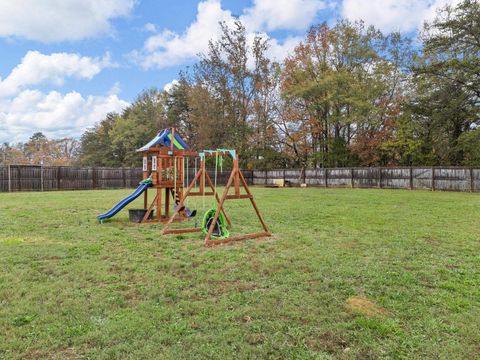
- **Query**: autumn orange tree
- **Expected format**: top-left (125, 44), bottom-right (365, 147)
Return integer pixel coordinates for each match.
top-left (280, 21), bottom-right (413, 167)
top-left (0, 132), bottom-right (80, 166)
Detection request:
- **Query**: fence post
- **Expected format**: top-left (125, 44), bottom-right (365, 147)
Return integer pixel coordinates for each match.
top-left (470, 167), bottom-right (474, 192)
top-left (92, 167), bottom-right (97, 189)
top-left (378, 167), bottom-right (382, 188)
top-left (122, 167), bottom-right (126, 188)
top-left (409, 166), bottom-right (414, 190)
top-left (7, 164), bottom-right (11, 192)
top-left (250, 170), bottom-right (254, 185)
top-left (40, 164), bottom-right (44, 192)
top-left (57, 167), bottom-right (61, 190)
top-left (431, 166), bottom-right (435, 191)
top-left (17, 166), bottom-right (21, 191)
top-left (351, 168), bottom-right (354, 188)
top-left (265, 169), bottom-right (268, 185)
top-left (325, 168), bottom-right (328, 188)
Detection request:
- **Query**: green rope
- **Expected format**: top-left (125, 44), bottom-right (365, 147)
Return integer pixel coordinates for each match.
top-left (213, 151), bottom-right (218, 209)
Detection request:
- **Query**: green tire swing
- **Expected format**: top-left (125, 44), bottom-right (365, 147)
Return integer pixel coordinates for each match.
top-left (202, 208), bottom-right (229, 239)
top-left (201, 151), bottom-right (229, 240)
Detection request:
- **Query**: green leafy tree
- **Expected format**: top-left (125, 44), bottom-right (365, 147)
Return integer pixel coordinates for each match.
top-left (411, 0), bottom-right (480, 165)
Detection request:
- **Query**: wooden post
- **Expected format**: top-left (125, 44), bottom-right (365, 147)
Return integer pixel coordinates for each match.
top-left (40, 164), bottom-right (44, 192)
top-left (7, 164), bottom-right (11, 192)
top-left (409, 166), bottom-right (413, 190)
top-left (264, 169), bottom-right (267, 185)
top-left (378, 167), bottom-right (382, 188)
top-left (165, 187), bottom-right (170, 217)
top-left (157, 188), bottom-right (161, 220)
top-left (200, 158), bottom-right (205, 194)
top-left (92, 167), bottom-right (97, 189)
top-left (234, 155), bottom-right (240, 196)
top-left (17, 166), bottom-right (21, 191)
top-left (324, 168), bottom-right (328, 188)
top-left (351, 168), bottom-right (354, 188)
top-left (431, 166), bottom-right (435, 191)
top-left (122, 167), bottom-right (126, 188)
top-left (470, 167), bottom-right (474, 192)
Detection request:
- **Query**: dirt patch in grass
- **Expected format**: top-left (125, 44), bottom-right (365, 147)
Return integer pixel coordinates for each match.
top-left (25, 346), bottom-right (86, 360)
top-left (346, 296), bottom-right (388, 318)
top-left (246, 333), bottom-right (266, 345)
top-left (306, 331), bottom-right (349, 354)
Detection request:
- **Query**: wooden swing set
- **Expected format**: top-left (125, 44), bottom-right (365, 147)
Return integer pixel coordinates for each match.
top-left (162, 149), bottom-right (271, 246)
top-left (138, 128), bottom-right (271, 246)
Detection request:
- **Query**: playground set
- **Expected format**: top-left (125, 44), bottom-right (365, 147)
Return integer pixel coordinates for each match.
top-left (97, 128), bottom-right (271, 246)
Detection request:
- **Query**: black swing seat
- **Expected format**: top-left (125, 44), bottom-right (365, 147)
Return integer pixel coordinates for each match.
top-left (205, 216), bottom-right (224, 237)
top-left (174, 204), bottom-right (197, 218)
top-left (186, 208), bottom-right (197, 218)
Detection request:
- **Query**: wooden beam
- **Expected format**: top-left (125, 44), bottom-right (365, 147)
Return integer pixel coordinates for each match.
top-left (226, 194), bottom-right (252, 199)
top-left (141, 193), bottom-right (159, 223)
top-left (157, 187), bottom-right (162, 220)
top-left (233, 154), bottom-right (240, 196)
top-left (238, 170), bottom-right (271, 234)
top-left (205, 232), bottom-right (270, 247)
top-left (163, 228), bottom-right (202, 234)
top-left (165, 187), bottom-right (170, 217)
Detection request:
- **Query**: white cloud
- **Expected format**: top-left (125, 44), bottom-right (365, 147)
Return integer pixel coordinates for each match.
top-left (0, 0), bottom-right (135, 42)
top-left (163, 80), bottom-right (179, 93)
top-left (341, 0), bottom-right (461, 33)
top-left (241, 0), bottom-right (326, 32)
top-left (267, 36), bottom-right (303, 61)
top-left (131, 0), bottom-right (235, 69)
top-left (0, 51), bottom-right (113, 97)
top-left (143, 23), bottom-right (158, 33)
top-left (0, 87), bottom-right (129, 143)
top-left (132, 0), bottom-right (322, 70)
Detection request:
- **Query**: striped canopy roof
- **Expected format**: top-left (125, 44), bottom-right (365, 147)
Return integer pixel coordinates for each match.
top-left (136, 129), bottom-right (189, 152)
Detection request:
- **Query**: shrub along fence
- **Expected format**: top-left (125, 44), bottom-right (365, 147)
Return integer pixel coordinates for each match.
top-left (0, 165), bottom-right (479, 192)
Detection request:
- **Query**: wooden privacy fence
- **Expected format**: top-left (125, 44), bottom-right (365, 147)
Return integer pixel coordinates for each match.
top-left (0, 165), bottom-right (252, 192)
top-left (1, 165), bottom-right (479, 192)
top-left (253, 167), bottom-right (480, 192)
top-left (0, 166), bottom-right (144, 192)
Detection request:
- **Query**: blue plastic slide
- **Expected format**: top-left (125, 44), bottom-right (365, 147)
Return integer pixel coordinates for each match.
top-left (96, 180), bottom-right (152, 221)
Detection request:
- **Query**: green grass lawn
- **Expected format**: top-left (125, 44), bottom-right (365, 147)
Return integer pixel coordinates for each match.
top-left (0, 187), bottom-right (479, 359)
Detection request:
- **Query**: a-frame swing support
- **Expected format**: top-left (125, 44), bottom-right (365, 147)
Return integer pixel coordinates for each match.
top-left (161, 150), bottom-right (271, 246)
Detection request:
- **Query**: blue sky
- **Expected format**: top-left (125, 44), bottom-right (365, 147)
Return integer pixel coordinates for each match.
top-left (0, 0), bottom-right (455, 143)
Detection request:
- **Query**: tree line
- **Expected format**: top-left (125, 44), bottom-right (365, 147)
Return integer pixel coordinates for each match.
top-left (0, 133), bottom-right (79, 166)
top-left (2, 0), bottom-right (479, 169)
